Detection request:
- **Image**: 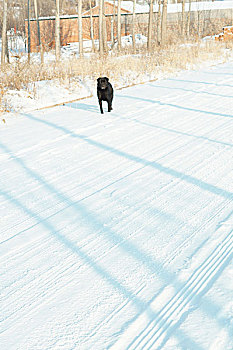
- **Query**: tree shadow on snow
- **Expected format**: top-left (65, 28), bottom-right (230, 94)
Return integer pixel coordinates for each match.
top-left (119, 95), bottom-right (233, 119)
top-left (65, 102), bottom-right (99, 113)
top-left (1, 111), bottom-right (233, 349)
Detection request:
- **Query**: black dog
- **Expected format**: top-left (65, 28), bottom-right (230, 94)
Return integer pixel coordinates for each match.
top-left (97, 77), bottom-right (114, 114)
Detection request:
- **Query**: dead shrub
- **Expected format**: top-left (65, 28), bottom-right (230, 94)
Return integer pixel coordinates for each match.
top-left (0, 38), bottom-right (231, 112)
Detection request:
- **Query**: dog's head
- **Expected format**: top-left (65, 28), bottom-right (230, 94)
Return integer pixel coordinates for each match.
top-left (97, 77), bottom-right (109, 90)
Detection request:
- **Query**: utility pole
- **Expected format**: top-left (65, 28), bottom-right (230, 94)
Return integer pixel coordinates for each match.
top-left (55, 0), bottom-right (60, 61)
top-left (1, 0), bottom-right (8, 67)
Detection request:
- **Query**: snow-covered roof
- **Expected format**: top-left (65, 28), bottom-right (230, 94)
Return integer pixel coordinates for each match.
top-left (111, 0), bottom-right (233, 14)
top-left (26, 0), bottom-right (233, 21)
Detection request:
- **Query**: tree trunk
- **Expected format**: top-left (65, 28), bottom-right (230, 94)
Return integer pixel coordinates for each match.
top-left (147, 0), bottom-right (154, 51)
top-left (196, 0), bottom-right (201, 39)
top-left (103, 0), bottom-right (108, 53)
top-left (78, 0), bottom-right (83, 57)
top-left (187, 0), bottom-right (192, 36)
top-left (197, 10), bottom-right (201, 39)
top-left (99, 0), bottom-right (104, 56)
top-left (117, 0), bottom-right (122, 52)
top-left (27, 0), bottom-right (31, 63)
top-left (55, 0), bottom-right (60, 61)
top-left (111, 0), bottom-right (116, 47)
top-left (1, 0), bottom-right (8, 67)
top-left (6, 33), bottom-right (9, 63)
top-left (161, 0), bottom-right (167, 46)
top-left (157, 0), bottom-right (162, 45)
top-left (33, 0), bottom-right (43, 64)
top-left (132, 0), bottom-right (136, 53)
top-left (181, 0), bottom-right (186, 38)
top-left (89, 0), bottom-right (95, 52)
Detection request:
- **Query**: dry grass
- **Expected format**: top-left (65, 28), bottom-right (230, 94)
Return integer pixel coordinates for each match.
top-left (0, 37), bottom-right (232, 112)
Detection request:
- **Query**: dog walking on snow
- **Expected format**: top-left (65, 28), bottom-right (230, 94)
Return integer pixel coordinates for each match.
top-left (97, 77), bottom-right (114, 114)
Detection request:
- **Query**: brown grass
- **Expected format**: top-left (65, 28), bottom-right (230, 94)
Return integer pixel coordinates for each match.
top-left (0, 38), bottom-right (232, 112)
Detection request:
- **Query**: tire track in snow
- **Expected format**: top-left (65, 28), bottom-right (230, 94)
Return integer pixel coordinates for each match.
top-left (1, 117), bottom-right (231, 302)
top-left (112, 227), bottom-right (233, 349)
top-left (0, 111), bottom-right (212, 243)
top-left (0, 126), bottom-right (223, 268)
top-left (1, 111), bottom-right (230, 255)
top-left (1, 100), bottom-right (227, 233)
top-left (1, 65), bottom-right (233, 348)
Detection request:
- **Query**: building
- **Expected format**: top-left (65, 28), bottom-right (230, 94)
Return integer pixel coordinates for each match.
top-left (25, 2), bottom-right (130, 52)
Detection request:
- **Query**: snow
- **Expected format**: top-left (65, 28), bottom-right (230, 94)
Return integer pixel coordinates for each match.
top-left (114, 0), bottom-right (233, 14)
top-left (21, 1), bottom-right (233, 19)
top-left (1, 61), bottom-right (233, 350)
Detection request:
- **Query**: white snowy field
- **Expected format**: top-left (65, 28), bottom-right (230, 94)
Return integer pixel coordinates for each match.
top-left (1, 61), bottom-right (233, 350)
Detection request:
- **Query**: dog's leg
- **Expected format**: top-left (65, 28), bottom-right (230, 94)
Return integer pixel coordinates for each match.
top-left (99, 100), bottom-right (104, 114)
top-left (108, 101), bottom-right (111, 112)
top-left (108, 100), bottom-right (113, 112)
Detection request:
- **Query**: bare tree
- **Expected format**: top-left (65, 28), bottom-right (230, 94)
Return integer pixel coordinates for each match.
top-left (147, 0), bottom-right (154, 51)
top-left (1, 0), bottom-right (8, 67)
top-left (78, 0), bottom-right (83, 57)
top-left (161, 0), bottom-right (167, 46)
top-left (187, 0), bottom-right (192, 36)
top-left (99, 0), bottom-right (104, 56)
top-left (27, 0), bottom-right (31, 63)
top-left (89, 0), bottom-right (95, 52)
top-left (181, 0), bottom-right (186, 37)
top-left (157, 0), bottom-right (162, 45)
top-left (37, 0), bottom-right (57, 16)
top-left (33, 0), bottom-right (44, 63)
top-left (132, 0), bottom-right (136, 53)
top-left (111, 0), bottom-right (116, 47)
top-left (117, 0), bottom-right (121, 52)
top-left (103, 0), bottom-right (108, 53)
top-left (55, 0), bottom-right (60, 61)
top-left (196, 0), bottom-right (201, 39)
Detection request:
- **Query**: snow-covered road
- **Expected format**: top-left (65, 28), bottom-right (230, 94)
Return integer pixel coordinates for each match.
top-left (1, 62), bottom-right (233, 350)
